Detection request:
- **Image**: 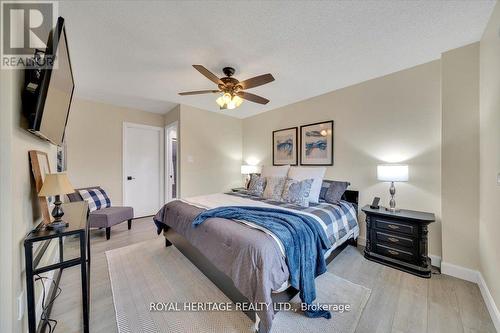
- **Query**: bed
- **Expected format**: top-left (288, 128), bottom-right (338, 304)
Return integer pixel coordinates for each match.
top-left (153, 187), bottom-right (359, 333)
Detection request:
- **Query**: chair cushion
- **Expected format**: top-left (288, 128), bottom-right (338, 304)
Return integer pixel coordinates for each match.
top-left (67, 186), bottom-right (102, 202)
top-left (79, 188), bottom-right (112, 212)
top-left (88, 207), bottom-right (134, 228)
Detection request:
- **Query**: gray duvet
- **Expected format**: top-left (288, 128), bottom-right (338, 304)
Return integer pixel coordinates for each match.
top-left (153, 200), bottom-right (289, 333)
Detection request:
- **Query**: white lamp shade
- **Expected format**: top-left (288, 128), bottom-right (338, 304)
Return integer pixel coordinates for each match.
top-left (377, 165), bottom-right (409, 182)
top-left (38, 173), bottom-right (75, 196)
top-left (241, 165), bottom-right (260, 175)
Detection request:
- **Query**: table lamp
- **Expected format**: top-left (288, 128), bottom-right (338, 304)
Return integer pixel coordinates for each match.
top-left (377, 164), bottom-right (409, 212)
top-left (38, 173), bottom-right (75, 229)
top-left (241, 165), bottom-right (260, 188)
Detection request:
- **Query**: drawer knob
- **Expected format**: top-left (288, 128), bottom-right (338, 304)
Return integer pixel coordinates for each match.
top-left (388, 237), bottom-right (399, 243)
top-left (388, 224), bottom-right (399, 230)
top-left (388, 249), bottom-right (399, 256)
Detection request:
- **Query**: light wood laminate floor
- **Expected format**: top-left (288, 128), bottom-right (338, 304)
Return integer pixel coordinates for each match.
top-left (50, 218), bottom-right (496, 333)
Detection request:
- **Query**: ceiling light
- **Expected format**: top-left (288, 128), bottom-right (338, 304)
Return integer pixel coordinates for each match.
top-left (215, 93), bottom-right (244, 110)
top-left (216, 96), bottom-right (225, 107)
top-left (223, 93), bottom-right (232, 104)
top-left (233, 95), bottom-right (243, 107)
top-left (227, 100), bottom-right (236, 109)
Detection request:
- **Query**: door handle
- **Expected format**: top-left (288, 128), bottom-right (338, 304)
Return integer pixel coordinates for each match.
top-left (127, 176), bottom-right (135, 180)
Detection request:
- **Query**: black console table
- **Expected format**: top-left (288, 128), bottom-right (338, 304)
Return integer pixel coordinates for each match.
top-left (362, 205), bottom-right (435, 278)
top-left (24, 202), bottom-right (90, 333)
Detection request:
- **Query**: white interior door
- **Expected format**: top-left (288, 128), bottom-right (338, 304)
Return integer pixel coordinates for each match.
top-left (123, 123), bottom-right (164, 217)
top-left (165, 122), bottom-right (178, 202)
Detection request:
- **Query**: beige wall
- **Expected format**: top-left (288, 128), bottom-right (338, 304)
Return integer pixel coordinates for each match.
top-left (65, 98), bottom-right (165, 205)
top-left (165, 104), bottom-right (180, 126)
top-left (441, 43), bottom-right (480, 270)
top-left (479, 1), bottom-right (500, 317)
top-left (179, 104), bottom-right (243, 197)
top-left (243, 61), bottom-right (443, 257)
top-left (0, 69), bottom-right (58, 333)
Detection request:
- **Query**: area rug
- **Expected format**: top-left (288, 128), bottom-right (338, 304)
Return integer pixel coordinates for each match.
top-left (106, 238), bottom-right (371, 333)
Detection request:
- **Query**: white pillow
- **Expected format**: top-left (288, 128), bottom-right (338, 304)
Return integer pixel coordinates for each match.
top-left (261, 165), bottom-right (290, 178)
top-left (287, 166), bottom-right (326, 203)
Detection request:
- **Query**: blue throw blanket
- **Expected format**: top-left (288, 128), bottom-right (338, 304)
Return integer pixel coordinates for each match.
top-left (192, 206), bottom-right (333, 319)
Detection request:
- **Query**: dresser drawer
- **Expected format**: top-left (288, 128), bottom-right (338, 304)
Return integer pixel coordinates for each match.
top-left (374, 218), bottom-right (416, 236)
top-left (375, 243), bottom-right (415, 262)
top-left (375, 231), bottom-right (415, 249)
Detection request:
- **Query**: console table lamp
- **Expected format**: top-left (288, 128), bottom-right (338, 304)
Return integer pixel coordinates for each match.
top-left (377, 164), bottom-right (409, 212)
top-left (38, 173), bottom-right (75, 229)
top-left (241, 165), bottom-right (260, 187)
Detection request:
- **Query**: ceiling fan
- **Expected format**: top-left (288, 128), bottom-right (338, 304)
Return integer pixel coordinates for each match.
top-left (179, 65), bottom-right (275, 110)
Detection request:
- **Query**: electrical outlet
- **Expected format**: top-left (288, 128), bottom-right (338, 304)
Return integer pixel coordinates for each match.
top-left (17, 292), bottom-right (24, 320)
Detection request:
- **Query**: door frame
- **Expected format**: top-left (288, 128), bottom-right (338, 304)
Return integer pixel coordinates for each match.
top-left (122, 122), bottom-right (165, 215)
top-left (165, 121), bottom-right (179, 202)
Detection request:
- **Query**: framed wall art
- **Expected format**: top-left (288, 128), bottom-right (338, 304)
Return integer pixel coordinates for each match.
top-left (300, 120), bottom-right (334, 166)
top-left (29, 150), bottom-right (54, 224)
top-left (272, 127), bottom-right (298, 166)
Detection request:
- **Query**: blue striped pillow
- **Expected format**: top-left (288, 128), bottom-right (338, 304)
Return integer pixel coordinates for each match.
top-left (78, 188), bottom-right (111, 212)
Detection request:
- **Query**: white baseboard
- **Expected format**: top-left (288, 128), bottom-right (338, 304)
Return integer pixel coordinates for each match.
top-left (429, 254), bottom-right (441, 268)
top-left (441, 261), bottom-right (479, 283)
top-left (440, 261), bottom-right (500, 332)
top-left (478, 272), bottom-right (500, 332)
top-left (356, 237), bottom-right (498, 330)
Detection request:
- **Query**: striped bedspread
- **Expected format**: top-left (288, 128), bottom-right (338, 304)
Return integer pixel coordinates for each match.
top-left (227, 191), bottom-right (359, 246)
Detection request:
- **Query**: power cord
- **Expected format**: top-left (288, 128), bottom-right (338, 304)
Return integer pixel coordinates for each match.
top-left (35, 274), bottom-right (62, 333)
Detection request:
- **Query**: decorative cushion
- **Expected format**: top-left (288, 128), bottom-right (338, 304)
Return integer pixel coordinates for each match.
top-left (246, 173), bottom-right (260, 189)
top-left (262, 176), bottom-right (286, 201)
top-left (287, 166), bottom-right (326, 203)
top-left (281, 178), bottom-right (313, 207)
top-left (78, 188), bottom-right (112, 212)
top-left (319, 180), bottom-right (351, 201)
top-left (248, 175), bottom-right (266, 197)
top-left (261, 165), bottom-right (290, 178)
top-left (324, 181), bottom-right (350, 204)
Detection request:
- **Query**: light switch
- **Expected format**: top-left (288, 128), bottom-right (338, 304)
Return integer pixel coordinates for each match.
top-left (497, 173), bottom-right (500, 185)
top-left (187, 155), bottom-right (194, 163)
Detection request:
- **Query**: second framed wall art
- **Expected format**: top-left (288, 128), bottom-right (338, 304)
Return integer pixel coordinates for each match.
top-left (300, 120), bottom-right (334, 166)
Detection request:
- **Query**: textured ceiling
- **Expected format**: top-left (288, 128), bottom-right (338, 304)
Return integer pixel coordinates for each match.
top-left (60, 0), bottom-right (495, 118)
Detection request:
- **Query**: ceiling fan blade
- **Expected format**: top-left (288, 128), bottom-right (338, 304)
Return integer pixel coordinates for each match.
top-left (238, 73), bottom-right (275, 90)
top-left (192, 65), bottom-right (223, 85)
top-left (237, 91), bottom-right (270, 105)
top-left (178, 90), bottom-right (220, 96)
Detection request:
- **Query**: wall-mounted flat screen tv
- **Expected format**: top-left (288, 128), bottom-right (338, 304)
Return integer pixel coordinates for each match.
top-left (23, 17), bottom-right (74, 146)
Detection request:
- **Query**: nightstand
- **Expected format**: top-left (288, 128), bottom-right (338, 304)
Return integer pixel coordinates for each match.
top-left (362, 205), bottom-right (435, 278)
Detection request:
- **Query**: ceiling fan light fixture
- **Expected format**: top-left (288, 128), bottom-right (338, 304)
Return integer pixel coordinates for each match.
top-left (215, 93), bottom-right (244, 110)
top-left (180, 65), bottom-right (274, 110)
top-left (233, 95), bottom-right (243, 107)
top-left (216, 96), bottom-right (225, 107)
top-left (223, 93), bottom-right (232, 104)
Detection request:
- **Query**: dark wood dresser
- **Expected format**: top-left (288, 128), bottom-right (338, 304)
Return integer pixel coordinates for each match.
top-left (362, 205), bottom-right (435, 278)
